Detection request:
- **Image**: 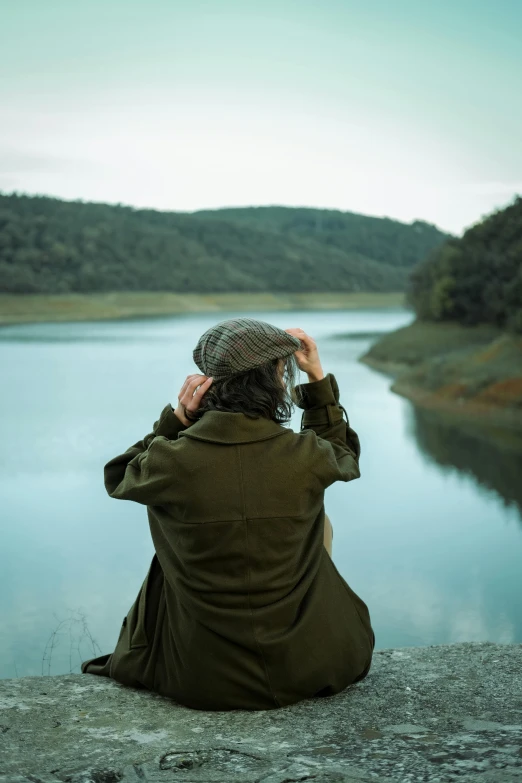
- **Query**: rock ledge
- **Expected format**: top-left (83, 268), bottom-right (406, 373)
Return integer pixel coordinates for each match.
top-left (1, 643), bottom-right (521, 783)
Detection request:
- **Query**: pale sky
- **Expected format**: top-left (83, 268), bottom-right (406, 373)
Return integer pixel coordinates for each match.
top-left (1, 0), bottom-right (521, 234)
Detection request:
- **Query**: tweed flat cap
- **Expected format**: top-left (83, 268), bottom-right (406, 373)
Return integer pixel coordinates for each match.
top-left (193, 318), bottom-right (301, 380)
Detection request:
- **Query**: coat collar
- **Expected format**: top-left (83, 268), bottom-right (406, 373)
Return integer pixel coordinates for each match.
top-left (178, 411), bottom-right (292, 445)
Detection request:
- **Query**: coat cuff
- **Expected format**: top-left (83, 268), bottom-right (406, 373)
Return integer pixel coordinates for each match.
top-left (154, 403), bottom-right (188, 439)
top-left (295, 373), bottom-right (339, 410)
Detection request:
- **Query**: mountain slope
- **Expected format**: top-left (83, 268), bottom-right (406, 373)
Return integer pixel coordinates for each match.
top-left (0, 194), bottom-right (449, 294)
top-left (195, 205), bottom-right (448, 269)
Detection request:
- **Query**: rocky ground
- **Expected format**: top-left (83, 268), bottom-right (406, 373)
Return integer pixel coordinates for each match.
top-left (1, 642), bottom-right (521, 783)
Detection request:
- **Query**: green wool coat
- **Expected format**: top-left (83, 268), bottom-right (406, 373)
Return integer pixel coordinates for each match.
top-left (81, 373), bottom-right (375, 710)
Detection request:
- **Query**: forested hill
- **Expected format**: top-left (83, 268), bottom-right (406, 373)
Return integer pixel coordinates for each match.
top-left (0, 193), bottom-right (449, 295)
top-left (408, 197), bottom-right (522, 332)
top-left (193, 206), bottom-right (448, 270)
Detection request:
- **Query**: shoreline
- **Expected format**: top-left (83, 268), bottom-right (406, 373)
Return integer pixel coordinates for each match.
top-left (360, 321), bottom-right (522, 450)
top-left (363, 355), bottom-right (522, 448)
top-left (0, 291), bottom-right (406, 327)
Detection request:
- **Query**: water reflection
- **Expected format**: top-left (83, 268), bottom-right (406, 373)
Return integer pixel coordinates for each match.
top-left (408, 407), bottom-right (522, 521)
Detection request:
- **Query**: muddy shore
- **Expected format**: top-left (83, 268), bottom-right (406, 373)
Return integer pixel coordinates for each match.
top-left (0, 292), bottom-right (405, 327)
top-left (360, 321), bottom-right (522, 450)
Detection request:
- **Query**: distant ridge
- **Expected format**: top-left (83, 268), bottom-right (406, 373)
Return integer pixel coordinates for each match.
top-left (0, 193), bottom-right (450, 294)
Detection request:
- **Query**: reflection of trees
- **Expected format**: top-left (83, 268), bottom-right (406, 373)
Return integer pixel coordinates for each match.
top-left (408, 408), bottom-right (522, 520)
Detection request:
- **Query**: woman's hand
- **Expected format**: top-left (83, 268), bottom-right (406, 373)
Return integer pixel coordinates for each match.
top-left (173, 374), bottom-right (213, 426)
top-left (284, 328), bottom-right (324, 382)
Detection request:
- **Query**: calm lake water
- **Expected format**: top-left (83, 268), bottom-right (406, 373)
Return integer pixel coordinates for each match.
top-left (1, 308), bottom-right (521, 679)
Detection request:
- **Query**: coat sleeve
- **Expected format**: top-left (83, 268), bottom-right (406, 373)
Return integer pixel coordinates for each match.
top-left (104, 403), bottom-right (187, 505)
top-left (294, 373), bottom-right (361, 488)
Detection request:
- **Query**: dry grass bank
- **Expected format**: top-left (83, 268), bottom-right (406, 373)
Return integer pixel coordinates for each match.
top-left (361, 320), bottom-right (522, 445)
top-left (0, 291), bottom-right (405, 327)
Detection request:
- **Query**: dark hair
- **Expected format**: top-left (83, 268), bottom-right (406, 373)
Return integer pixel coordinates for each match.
top-left (189, 355), bottom-right (301, 425)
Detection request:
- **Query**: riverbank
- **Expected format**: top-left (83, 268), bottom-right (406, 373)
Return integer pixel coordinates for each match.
top-left (0, 291), bottom-right (405, 327)
top-left (1, 642), bottom-right (521, 782)
top-left (361, 321), bottom-right (522, 449)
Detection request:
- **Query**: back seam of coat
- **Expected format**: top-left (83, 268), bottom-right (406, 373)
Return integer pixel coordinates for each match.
top-left (237, 443), bottom-right (281, 709)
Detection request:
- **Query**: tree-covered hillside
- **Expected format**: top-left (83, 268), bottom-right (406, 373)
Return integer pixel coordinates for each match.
top-left (408, 197), bottom-right (522, 332)
top-left (194, 206), bottom-right (446, 269)
top-left (0, 193), bottom-right (449, 295)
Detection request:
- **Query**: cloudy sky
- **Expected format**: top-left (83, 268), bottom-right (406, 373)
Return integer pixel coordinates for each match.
top-left (1, 0), bottom-right (521, 234)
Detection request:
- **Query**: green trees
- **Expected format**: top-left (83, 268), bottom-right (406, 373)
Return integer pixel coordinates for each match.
top-left (4, 192), bottom-right (518, 331)
top-left (408, 197), bottom-right (522, 332)
top-left (0, 194), bottom-right (449, 295)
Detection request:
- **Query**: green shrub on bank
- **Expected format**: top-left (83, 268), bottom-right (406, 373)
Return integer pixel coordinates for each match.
top-left (408, 197), bottom-right (522, 332)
